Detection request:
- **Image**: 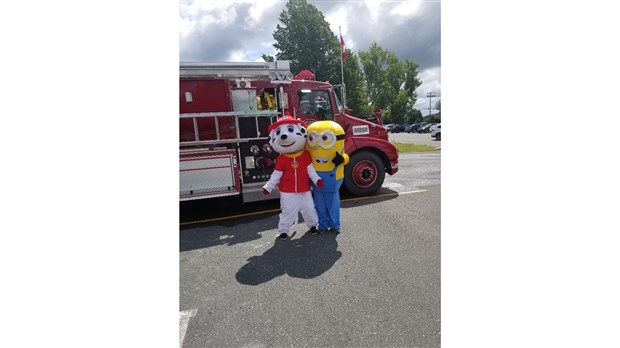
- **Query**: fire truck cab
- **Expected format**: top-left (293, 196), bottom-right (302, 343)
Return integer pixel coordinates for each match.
top-left (180, 61), bottom-right (399, 203)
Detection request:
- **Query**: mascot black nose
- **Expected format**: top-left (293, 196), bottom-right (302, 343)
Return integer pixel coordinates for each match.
top-left (280, 134), bottom-right (288, 140)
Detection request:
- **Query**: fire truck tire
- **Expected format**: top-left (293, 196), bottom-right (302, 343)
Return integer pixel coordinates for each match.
top-left (344, 151), bottom-right (385, 196)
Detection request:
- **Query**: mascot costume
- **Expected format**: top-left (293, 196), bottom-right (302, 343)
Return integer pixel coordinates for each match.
top-left (306, 121), bottom-right (349, 234)
top-left (262, 115), bottom-right (323, 241)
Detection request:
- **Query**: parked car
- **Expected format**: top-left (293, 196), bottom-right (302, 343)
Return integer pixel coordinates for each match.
top-left (391, 124), bottom-right (405, 133)
top-left (405, 123), bottom-right (421, 133)
top-left (384, 124), bottom-right (395, 132)
top-left (417, 123), bottom-right (433, 133)
top-left (430, 123), bottom-right (441, 140)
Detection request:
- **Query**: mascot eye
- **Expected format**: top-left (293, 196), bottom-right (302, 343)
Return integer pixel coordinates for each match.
top-left (276, 129), bottom-right (281, 136)
top-left (300, 128), bottom-right (306, 134)
top-left (318, 131), bottom-right (337, 149)
top-left (287, 126), bottom-right (294, 133)
top-left (307, 132), bottom-right (319, 149)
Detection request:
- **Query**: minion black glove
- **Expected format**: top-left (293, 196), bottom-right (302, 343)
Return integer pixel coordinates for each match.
top-left (332, 152), bottom-right (344, 166)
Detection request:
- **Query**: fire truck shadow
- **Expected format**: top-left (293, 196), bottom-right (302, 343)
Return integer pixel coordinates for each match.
top-left (180, 213), bottom-right (279, 252)
top-left (235, 231), bottom-right (342, 286)
top-left (339, 187), bottom-right (399, 208)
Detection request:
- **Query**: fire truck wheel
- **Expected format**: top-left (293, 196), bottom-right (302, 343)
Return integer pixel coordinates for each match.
top-left (344, 151), bottom-right (385, 196)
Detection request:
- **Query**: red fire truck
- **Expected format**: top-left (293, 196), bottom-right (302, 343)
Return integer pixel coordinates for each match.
top-left (180, 61), bottom-right (399, 203)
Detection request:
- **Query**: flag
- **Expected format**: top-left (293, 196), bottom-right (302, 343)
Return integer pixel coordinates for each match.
top-left (340, 33), bottom-right (347, 61)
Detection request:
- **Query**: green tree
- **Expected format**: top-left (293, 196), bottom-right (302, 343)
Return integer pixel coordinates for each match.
top-left (408, 108), bottom-right (423, 124)
top-left (271, 0), bottom-right (339, 81)
top-left (403, 59), bottom-right (422, 108)
top-left (336, 48), bottom-right (373, 117)
top-left (432, 99), bottom-right (441, 123)
top-left (266, 0), bottom-right (371, 117)
top-left (390, 90), bottom-right (410, 124)
top-left (359, 43), bottom-right (398, 109)
top-left (359, 43), bottom-right (422, 123)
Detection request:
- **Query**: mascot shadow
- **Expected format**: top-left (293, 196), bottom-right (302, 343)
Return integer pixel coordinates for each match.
top-left (235, 230), bottom-right (342, 286)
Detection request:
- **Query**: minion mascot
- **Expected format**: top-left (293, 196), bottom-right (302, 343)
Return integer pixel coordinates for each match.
top-left (262, 115), bottom-right (324, 241)
top-left (306, 121), bottom-right (349, 234)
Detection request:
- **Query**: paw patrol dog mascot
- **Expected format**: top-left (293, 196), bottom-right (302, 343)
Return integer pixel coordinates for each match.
top-left (306, 121), bottom-right (349, 234)
top-left (262, 115), bottom-right (324, 241)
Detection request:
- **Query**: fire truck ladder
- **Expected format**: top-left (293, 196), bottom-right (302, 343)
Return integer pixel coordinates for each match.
top-left (180, 111), bottom-right (279, 146)
top-left (179, 61), bottom-right (294, 81)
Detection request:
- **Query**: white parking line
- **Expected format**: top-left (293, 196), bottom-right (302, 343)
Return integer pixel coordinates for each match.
top-left (180, 309), bottom-right (197, 347)
top-left (382, 180), bottom-right (404, 188)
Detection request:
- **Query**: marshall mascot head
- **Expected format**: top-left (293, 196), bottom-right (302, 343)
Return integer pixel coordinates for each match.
top-left (267, 115), bottom-right (308, 154)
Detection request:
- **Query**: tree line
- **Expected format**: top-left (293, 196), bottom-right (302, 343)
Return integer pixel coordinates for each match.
top-left (261, 0), bottom-right (438, 124)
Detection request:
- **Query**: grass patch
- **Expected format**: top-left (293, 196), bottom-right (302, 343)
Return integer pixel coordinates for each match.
top-left (393, 142), bottom-right (440, 153)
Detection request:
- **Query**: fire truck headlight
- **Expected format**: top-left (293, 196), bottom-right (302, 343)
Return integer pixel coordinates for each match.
top-left (263, 144), bottom-right (272, 153)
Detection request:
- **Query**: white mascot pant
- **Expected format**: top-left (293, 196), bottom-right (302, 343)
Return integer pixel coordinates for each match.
top-left (278, 191), bottom-right (319, 234)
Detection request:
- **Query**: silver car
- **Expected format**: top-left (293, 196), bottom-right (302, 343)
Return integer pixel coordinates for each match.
top-left (430, 123), bottom-right (441, 140)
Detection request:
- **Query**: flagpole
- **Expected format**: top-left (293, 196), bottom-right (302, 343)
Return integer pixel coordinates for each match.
top-left (339, 26), bottom-right (347, 109)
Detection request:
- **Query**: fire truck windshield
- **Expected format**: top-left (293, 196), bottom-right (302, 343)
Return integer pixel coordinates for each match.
top-left (298, 89), bottom-right (333, 120)
top-left (333, 89), bottom-right (342, 110)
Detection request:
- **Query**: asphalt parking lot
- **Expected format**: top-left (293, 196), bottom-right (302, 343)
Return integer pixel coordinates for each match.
top-left (388, 131), bottom-right (440, 147)
top-left (180, 188), bottom-right (440, 347)
top-left (180, 147), bottom-right (441, 347)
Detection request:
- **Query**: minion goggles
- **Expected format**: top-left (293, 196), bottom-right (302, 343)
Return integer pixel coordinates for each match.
top-left (307, 131), bottom-right (346, 150)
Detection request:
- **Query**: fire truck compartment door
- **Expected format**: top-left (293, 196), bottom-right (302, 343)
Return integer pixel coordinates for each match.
top-left (231, 89), bottom-right (257, 112)
top-left (180, 151), bottom-right (239, 200)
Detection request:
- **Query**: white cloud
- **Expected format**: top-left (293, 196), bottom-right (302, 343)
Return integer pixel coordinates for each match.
top-left (245, 1), bottom-right (279, 30)
top-left (389, 0), bottom-right (422, 18)
top-left (184, 0), bottom-right (239, 13)
top-left (325, 6), bottom-right (355, 50)
top-left (363, 0), bottom-right (382, 23)
top-left (229, 50), bottom-right (246, 61)
top-left (414, 67), bottom-right (441, 113)
top-left (418, 67), bottom-right (441, 94)
top-left (180, 0), bottom-right (244, 28)
top-left (325, 6), bottom-right (348, 36)
top-left (228, 48), bottom-right (267, 62)
top-left (179, 16), bottom-right (193, 37)
top-left (205, 7), bottom-right (238, 27)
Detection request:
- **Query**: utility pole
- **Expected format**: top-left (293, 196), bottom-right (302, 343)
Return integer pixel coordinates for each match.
top-left (427, 92), bottom-right (436, 121)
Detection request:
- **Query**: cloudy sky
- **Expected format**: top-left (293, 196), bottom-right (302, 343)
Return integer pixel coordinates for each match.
top-left (180, 0), bottom-right (441, 116)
